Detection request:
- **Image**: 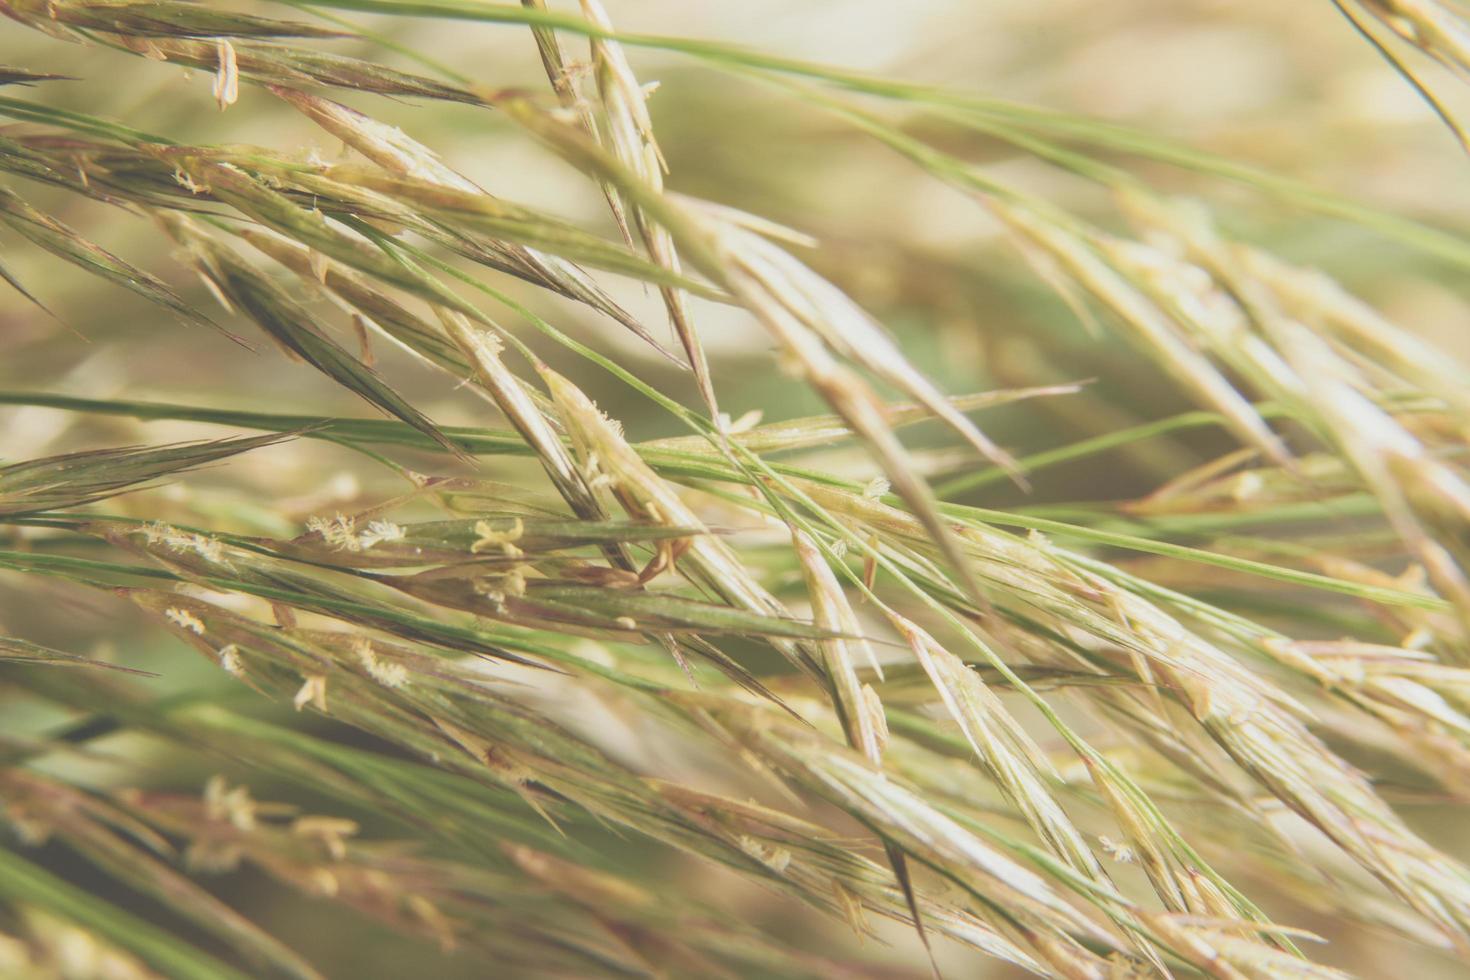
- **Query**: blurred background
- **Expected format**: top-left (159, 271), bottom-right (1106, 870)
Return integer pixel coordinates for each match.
top-left (3, 1), bottom-right (1470, 976)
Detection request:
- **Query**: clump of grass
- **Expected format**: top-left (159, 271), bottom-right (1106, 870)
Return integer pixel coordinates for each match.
top-left (3, 1), bottom-right (1470, 977)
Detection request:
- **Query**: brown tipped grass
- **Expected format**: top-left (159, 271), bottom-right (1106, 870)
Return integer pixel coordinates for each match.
top-left (4, 1), bottom-right (1470, 977)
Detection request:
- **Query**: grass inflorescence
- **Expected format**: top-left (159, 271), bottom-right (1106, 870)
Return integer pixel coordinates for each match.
top-left (3, 1), bottom-right (1470, 977)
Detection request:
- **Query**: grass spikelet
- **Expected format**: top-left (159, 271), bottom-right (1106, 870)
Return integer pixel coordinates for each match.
top-left (541, 363), bottom-right (825, 674)
top-left (271, 86), bottom-right (659, 346)
top-left (792, 529), bottom-right (884, 761)
top-left (991, 198), bottom-right (1293, 469)
top-left (0, 186), bottom-right (218, 333)
top-left (162, 216), bottom-right (466, 458)
top-left (438, 311), bottom-right (615, 527)
top-left (0, 637), bottom-right (155, 674)
top-left (4, 0), bottom-right (350, 40)
top-left (0, 432), bottom-right (290, 516)
top-left (576, 0), bottom-right (719, 415)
